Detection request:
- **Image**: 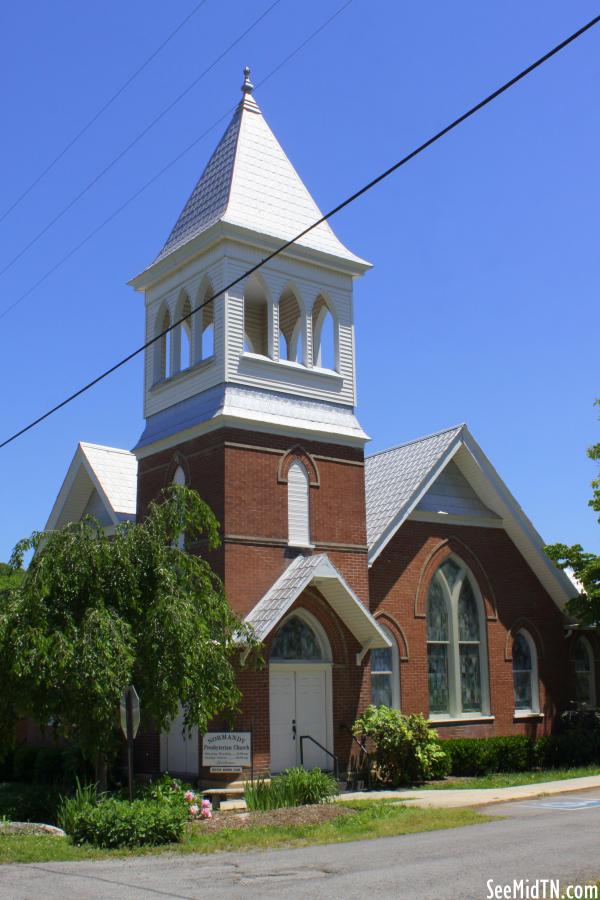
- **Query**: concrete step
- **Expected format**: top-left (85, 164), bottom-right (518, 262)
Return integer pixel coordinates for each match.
top-left (220, 798), bottom-right (248, 811)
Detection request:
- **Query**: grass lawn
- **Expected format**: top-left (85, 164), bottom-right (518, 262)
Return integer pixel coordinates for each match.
top-left (421, 765), bottom-right (600, 791)
top-left (0, 801), bottom-right (490, 864)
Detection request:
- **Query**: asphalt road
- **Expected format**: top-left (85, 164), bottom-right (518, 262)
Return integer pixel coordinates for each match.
top-left (2, 789), bottom-right (600, 900)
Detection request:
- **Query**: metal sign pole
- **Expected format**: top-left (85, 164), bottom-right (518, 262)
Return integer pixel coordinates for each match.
top-left (126, 688), bottom-right (134, 803)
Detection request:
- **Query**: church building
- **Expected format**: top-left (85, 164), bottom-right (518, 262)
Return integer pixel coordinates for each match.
top-left (45, 70), bottom-right (595, 781)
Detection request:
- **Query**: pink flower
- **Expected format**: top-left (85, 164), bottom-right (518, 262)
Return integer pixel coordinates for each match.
top-left (184, 790), bottom-right (196, 802)
top-left (201, 798), bottom-right (212, 809)
top-left (189, 804), bottom-right (199, 817)
top-left (201, 808), bottom-right (212, 819)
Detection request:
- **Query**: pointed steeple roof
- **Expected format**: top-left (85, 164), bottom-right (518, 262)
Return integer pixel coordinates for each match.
top-left (154, 69), bottom-right (367, 268)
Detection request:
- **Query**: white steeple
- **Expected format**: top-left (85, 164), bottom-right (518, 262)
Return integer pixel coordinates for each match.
top-left (130, 70), bottom-right (370, 457)
top-left (151, 67), bottom-right (367, 271)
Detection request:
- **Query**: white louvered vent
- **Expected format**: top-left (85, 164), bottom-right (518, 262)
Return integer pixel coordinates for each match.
top-left (288, 460), bottom-right (311, 546)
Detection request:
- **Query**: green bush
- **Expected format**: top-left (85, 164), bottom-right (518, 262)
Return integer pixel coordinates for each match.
top-left (245, 768), bottom-right (339, 811)
top-left (441, 735), bottom-right (534, 777)
top-left (12, 746), bottom-right (39, 782)
top-left (57, 780), bottom-right (102, 836)
top-left (0, 782), bottom-right (62, 824)
top-left (536, 731), bottom-right (600, 769)
top-left (67, 797), bottom-right (188, 849)
top-left (0, 750), bottom-right (14, 782)
top-left (33, 747), bottom-right (65, 784)
top-left (353, 707), bottom-right (450, 785)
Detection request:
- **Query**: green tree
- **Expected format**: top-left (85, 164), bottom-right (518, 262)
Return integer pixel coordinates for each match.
top-left (0, 485), bottom-right (258, 776)
top-left (0, 562), bottom-right (23, 592)
top-left (545, 398), bottom-right (600, 626)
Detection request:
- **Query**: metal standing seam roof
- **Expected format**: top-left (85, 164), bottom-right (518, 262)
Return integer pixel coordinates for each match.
top-left (244, 553), bottom-right (389, 650)
top-left (154, 89), bottom-right (367, 267)
top-left (79, 443), bottom-right (138, 517)
top-left (364, 425), bottom-right (464, 550)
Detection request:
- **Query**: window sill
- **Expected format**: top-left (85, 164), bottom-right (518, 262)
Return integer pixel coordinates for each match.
top-left (429, 715), bottom-right (495, 726)
top-left (239, 352), bottom-right (342, 384)
top-left (513, 711), bottom-right (544, 720)
top-left (288, 543), bottom-right (315, 551)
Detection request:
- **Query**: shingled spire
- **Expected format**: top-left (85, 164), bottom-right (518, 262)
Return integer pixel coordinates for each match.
top-left (155, 68), bottom-right (366, 266)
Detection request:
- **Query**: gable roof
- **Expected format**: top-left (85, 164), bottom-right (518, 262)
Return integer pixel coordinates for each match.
top-left (45, 443), bottom-right (137, 531)
top-left (244, 553), bottom-right (390, 655)
top-left (365, 424), bottom-right (575, 609)
top-left (152, 88), bottom-right (367, 269)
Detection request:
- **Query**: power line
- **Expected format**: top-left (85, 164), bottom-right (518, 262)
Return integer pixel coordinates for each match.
top-left (0, 0), bottom-right (282, 281)
top-left (0, 0), bottom-right (353, 322)
top-left (0, 0), bottom-right (210, 227)
top-left (1, 13), bottom-right (598, 451)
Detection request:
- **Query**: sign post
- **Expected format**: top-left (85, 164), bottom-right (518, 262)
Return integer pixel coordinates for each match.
top-left (119, 686), bottom-right (140, 802)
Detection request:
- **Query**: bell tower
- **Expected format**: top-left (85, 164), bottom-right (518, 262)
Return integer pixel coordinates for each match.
top-left (130, 69), bottom-right (372, 612)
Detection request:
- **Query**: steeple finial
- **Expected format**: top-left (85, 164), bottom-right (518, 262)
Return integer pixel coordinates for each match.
top-left (241, 66), bottom-right (254, 94)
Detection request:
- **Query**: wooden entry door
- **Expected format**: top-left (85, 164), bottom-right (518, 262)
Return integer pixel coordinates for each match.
top-left (269, 664), bottom-right (332, 773)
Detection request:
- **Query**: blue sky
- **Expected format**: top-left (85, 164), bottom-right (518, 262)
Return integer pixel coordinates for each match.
top-left (0, 1), bottom-right (598, 560)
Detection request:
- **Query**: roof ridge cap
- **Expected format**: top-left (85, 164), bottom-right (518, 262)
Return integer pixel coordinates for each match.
top-left (366, 423), bottom-right (465, 460)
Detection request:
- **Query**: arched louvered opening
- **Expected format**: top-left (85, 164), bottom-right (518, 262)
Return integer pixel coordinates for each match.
top-left (195, 280), bottom-right (215, 363)
top-left (311, 295), bottom-right (336, 370)
top-left (174, 293), bottom-right (192, 373)
top-left (154, 305), bottom-right (172, 382)
top-left (243, 275), bottom-right (269, 356)
top-left (279, 288), bottom-right (302, 363)
top-left (287, 459), bottom-right (311, 547)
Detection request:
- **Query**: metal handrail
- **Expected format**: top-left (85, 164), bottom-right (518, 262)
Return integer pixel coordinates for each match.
top-left (299, 734), bottom-right (341, 781)
top-left (341, 725), bottom-right (372, 788)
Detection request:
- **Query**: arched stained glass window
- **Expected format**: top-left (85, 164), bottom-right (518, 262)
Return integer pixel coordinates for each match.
top-left (270, 616), bottom-right (323, 661)
top-left (371, 624), bottom-right (400, 709)
top-left (512, 630), bottom-right (538, 712)
top-left (574, 637), bottom-right (595, 707)
top-left (426, 557), bottom-right (489, 718)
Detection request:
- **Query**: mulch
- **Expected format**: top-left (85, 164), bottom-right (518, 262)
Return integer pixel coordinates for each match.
top-left (193, 803), bottom-right (355, 832)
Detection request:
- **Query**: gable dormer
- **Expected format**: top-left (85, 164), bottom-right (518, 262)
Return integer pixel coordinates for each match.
top-left (130, 69), bottom-right (370, 455)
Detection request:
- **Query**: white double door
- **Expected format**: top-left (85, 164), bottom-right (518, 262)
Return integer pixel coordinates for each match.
top-left (269, 663), bottom-right (333, 773)
top-left (160, 706), bottom-right (199, 777)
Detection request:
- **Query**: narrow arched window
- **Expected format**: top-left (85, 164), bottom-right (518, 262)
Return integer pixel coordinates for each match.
top-left (574, 637), bottom-right (596, 707)
top-left (426, 557), bottom-right (489, 718)
top-left (311, 295), bottom-right (336, 369)
top-left (371, 624), bottom-right (400, 709)
top-left (279, 289), bottom-right (302, 363)
top-left (287, 460), bottom-right (310, 547)
top-left (512, 630), bottom-right (539, 713)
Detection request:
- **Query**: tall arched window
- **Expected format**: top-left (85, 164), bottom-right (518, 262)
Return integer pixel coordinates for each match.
top-left (311, 295), bottom-right (336, 370)
top-left (287, 460), bottom-right (310, 547)
top-left (172, 465), bottom-right (186, 550)
top-left (426, 557), bottom-right (489, 718)
top-left (371, 624), bottom-right (400, 709)
top-left (574, 637), bottom-right (596, 707)
top-left (512, 629), bottom-right (539, 713)
top-left (279, 288), bottom-right (302, 363)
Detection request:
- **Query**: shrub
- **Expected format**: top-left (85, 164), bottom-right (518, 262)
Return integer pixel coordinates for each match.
top-left (57, 780), bottom-right (102, 835)
top-left (12, 746), bottom-right (39, 783)
top-left (441, 735), bottom-right (534, 777)
top-left (245, 768), bottom-right (339, 811)
top-left (0, 750), bottom-right (14, 782)
top-left (535, 731), bottom-right (600, 769)
top-left (67, 797), bottom-right (188, 848)
top-left (353, 707), bottom-right (450, 785)
top-left (0, 782), bottom-right (62, 824)
top-left (33, 747), bottom-right (65, 784)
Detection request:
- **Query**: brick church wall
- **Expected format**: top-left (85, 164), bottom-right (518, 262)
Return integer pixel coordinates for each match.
top-left (369, 519), bottom-right (570, 738)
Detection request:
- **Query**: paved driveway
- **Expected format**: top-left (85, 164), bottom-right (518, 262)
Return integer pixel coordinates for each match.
top-left (2, 789), bottom-right (600, 899)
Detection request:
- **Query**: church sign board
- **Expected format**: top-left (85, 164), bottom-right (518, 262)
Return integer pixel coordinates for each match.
top-left (202, 732), bottom-right (251, 773)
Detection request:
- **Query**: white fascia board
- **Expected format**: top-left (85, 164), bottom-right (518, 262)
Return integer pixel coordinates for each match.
top-left (457, 428), bottom-right (575, 609)
top-left (367, 433), bottom-right (464, 566)
top-left (311, 558), bottom-right (391, 650)
top-left (133, 410), bottom-right (369, 460)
